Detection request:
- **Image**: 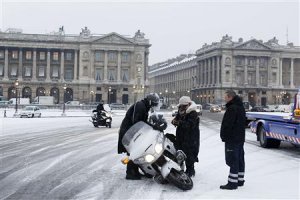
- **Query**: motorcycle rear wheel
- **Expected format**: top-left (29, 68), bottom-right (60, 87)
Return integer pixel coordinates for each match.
top-left (166, 169), bottom-right (193, 190)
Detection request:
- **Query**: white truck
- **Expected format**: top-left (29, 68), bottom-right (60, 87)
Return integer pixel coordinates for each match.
top-left (33, 96), bottom-right (55, 105)
top-left (9, 98), bottom-right (30, 105)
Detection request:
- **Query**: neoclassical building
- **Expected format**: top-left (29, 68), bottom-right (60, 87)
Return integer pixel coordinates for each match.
top-left (0, 27), bottom-right (150, 104)
top-left (148, 54), bottom-right (197, 106)
top-left (149, 35), bottom-right (300, 106)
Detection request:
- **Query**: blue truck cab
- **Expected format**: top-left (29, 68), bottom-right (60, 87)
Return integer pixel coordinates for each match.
top-left (247, 89), bottom-right (300, 148)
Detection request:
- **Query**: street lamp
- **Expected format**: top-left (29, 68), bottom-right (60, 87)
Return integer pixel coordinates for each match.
top-left (62, 84), bottom-right (67, 116)
top-left (108, 86), bottom-right (112, 104)
top-left (172, 91), bottom-right (176, 105)
top-left (14, 79), bottom-right (19, 115)
top-left (165, 88), bottom-right (168, 107)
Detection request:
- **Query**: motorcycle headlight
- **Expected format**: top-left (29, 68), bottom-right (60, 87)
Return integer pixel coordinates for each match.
top-left (144, 154), bottom-right (155, 163)
top-left (154, 143), bottom-right (163, 154)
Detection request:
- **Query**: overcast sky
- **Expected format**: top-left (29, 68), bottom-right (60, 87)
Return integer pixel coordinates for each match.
top-left (0, 0), bottom-right (299, 65)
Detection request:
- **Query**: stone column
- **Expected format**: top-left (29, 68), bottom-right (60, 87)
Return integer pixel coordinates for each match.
top-left (32, 50), bottom-right (37, 81)
top-left (279, 58), bottom-right (283, 87)
top-left (90, 50), bottom-right (94, 81)
top-left (256, 57), bottom-right (259, 86)
top-left (208, 58), bottom-right (211, 85)
top-left (267, 57), bottom-right (272, 86)
top-left (104, 50), bottom-right (108, 81)
top-left (212, 57), bottom-right (215, 85)
top-left (244, 57), bottom-right (248, 85)
top-left (231, 56), bottom-right (235, 86)
top-left (204, 59), bottom-right (207, 86)
top-left (276, 58), bottom-right (280, 86)
top-left (117, 51), bottom-right (121, 82)
top-left (60, 51), bottom-right (64, 81)
top-left (74, 50), bottom-right (78, 80)
top-left (216, 56), bottom-right (220, 85)
top-left (200, 61), bottom-right (203, 86)
top-left (18, 49), bottom-right (23, 80)
top-left (46, 50), bottom-right (51, 81)
top-left (290, 58), bottom-right (294, 88)
top-left (4, 49), bottom-right (8, 79)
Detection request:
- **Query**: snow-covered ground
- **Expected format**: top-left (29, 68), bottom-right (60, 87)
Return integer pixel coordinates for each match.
top-left (0, 110), bottom-right (299, 200)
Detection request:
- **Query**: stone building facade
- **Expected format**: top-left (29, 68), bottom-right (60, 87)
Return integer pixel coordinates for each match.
top-left (148, 54), bottom-right (197, 106)
top-left (149, 35), bottom-right (300, 106)
top-left (0, 27), bottom-right (150, 104)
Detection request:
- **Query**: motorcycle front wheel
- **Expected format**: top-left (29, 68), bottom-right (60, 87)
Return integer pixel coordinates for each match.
top-left (166, 169), bottom-right (193, 190)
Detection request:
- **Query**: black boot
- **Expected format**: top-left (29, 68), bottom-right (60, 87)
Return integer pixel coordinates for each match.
top-left (185, 165), bottom-right (195, 177)
top-left (238, 180), bottom-right (245, 187)
top-left (126, 161), bottom-right (141, 180)
top-left (220, 182), bottom-right (238, 190)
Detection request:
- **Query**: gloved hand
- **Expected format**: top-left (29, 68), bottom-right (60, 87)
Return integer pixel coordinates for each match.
top-left (171, 119), bottom-right (181, 126)
top-left (153, 120), bottom-right (167, 131)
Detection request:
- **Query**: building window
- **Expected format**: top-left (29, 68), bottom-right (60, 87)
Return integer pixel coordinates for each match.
top-left (39, 52), bottom-right (46, 60)
top-left (248, 72), bottom-right (255, 85)
top-left (248, 58), bottom-right (256, 66)
top-left (225, 71), bottom-right (230, 82)
top-left (95, 68), bottom-right (103, 81)
top-left (108, 68), bottom-right (116, 81)
top-left (96, 87), bottom-right (101, 91)
top-left (52, 65), bottom-right (59, 77)
top-left (108, 52), bottom-right (117, 62)
top-left (122, 52), bottom-right (129, 63)
top-left (65, 52), bottom-right (72, 61)
top-left (24, 66), bottom-right (32, 77)
top-left (53, 52), bottom-right (59, 61)
top-left (95, 51), bottom-right (103, 62)
top-left (83, 66), bottom-right (88, 76)
top-left (0, 51), bottom-right (4, 59)
top-left (12, 51), bottom-right (18, 59)
top-left (235, 57), bottom-right (244, 66)
top-left (236, 72), bottom-right (243, 85)
top-left (0, 64), bottom-right (3, 76)
top-left (272, 72), bottom-right (276, 83)
top-left (259, 57), bottom-right (267, 67)
top-left (10, 65), bottom-right (18, 76)
top-left (38, 66), bottom-right (45, 77)
top-left (25, 51), bottom-right (32, 60)
top-left (123, 88), bottom-right (128, 91)
top-left (65, 66), bottom-right (73, 80)
top-left (121, 69), bottom-right (129, 82)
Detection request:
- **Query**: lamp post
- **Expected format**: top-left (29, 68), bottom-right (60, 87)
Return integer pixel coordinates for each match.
top-left (14, 79), bottom-right (19, 115)
top-left (165, 88), bottom-right (168, 108)
top-left (108, 86), bottom-right (112, 104)
top-left (62, 84), bottom-right (67, 116)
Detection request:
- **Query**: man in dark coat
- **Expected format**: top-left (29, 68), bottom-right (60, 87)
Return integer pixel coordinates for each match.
top-left (171, 96), bottom-right (200, 177)
top-left (118, 93), bottom-right (160, 180)
top-left (220, 90), bottom-right (246, 190)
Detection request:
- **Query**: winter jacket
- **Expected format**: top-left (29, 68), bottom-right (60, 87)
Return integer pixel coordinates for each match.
top-left (118, 99), bottom-right (151, 154)
top-left (96, 104), bottom-right (105, 112)
top-left (174, 102), bottom-right (200, 165)
top-left (220, 96), bottom-right (246, 143)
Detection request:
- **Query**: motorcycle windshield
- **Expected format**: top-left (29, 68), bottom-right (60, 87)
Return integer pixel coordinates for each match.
top-left (122, 121), bottom-right (153, 147)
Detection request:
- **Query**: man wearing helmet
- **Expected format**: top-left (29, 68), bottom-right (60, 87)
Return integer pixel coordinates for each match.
top-left (118, 93), bottom-right (160, 180)
top-left (171, 96), bottom-right (200, 177)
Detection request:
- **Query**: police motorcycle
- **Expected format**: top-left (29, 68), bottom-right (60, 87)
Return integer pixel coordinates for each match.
top-left (90, 110), bottom-right (112, 128)
top-left (121, 112), bottom-right (193, 190)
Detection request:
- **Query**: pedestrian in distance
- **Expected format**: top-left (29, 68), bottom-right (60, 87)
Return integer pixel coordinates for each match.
top-left (117, 93), bottom-right (161, 180)
top-left (220, 90), bottom-right (246, 190)
top-left (171, 96), bottom-right (200, 177)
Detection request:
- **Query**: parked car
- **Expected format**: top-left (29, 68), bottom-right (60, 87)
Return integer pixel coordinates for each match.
top-left (250, 106), bottom-right (266, 112)
top-left (19, 106), bottom-right (41, 118)
top-left (210, 105), bottom-right (221, 113)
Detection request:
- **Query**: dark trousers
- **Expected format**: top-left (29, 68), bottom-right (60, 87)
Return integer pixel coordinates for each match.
top-left (225, 142), bottom-right (245, 185)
